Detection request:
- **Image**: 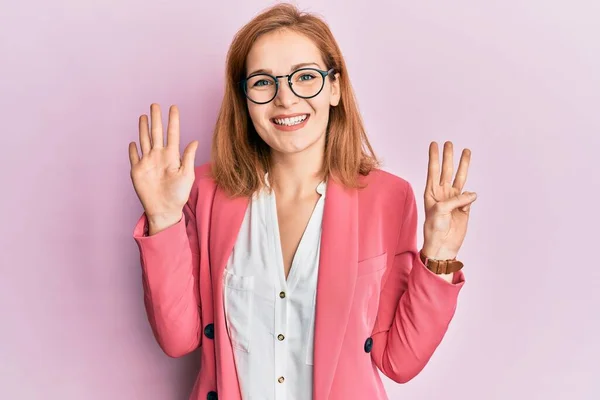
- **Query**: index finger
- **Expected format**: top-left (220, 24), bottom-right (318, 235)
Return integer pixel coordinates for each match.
top-left (425, 141), bottom-right (440, 192)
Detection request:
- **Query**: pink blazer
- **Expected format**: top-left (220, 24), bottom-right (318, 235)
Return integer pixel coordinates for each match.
top-left (133, 162), bottom-right (465, 400)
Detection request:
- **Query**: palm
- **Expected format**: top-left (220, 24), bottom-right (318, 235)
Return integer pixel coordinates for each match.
top-left (128, 104), bottom-right (199, 218)
top-left (131, 146), bottom-right (193, 215)
top-left (424, 141), bottom-right (474, 254)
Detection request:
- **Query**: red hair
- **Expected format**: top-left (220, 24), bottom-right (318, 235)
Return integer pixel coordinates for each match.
top-left (210, 2), bottom-right (380, 197)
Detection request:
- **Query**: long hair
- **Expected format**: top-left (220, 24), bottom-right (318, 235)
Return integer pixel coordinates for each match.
top-left (210, 2), bottom-right (380, 197)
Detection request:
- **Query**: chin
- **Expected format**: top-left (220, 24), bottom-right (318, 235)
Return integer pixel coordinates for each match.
top-left (256, 120), bottom-right (326, 154)
top-left (275, 134), bottom-right (325, 155)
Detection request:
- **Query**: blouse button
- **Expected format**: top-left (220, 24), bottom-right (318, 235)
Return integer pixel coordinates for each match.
top-left (278, 376), bottom-right (285, 383)
top-left (279, 291), bottom-right (286, 299)
top-left (277, 334), bottom-right (285, 341)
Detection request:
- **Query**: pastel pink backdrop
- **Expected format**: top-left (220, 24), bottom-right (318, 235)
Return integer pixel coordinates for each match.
top-left (1, 0), bottom-right (598, 399)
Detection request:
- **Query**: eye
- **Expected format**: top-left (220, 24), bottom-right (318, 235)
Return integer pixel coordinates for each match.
top-left (253, 79), bottom-right (272, 87)
top-left (298, 73), bottom-right (316, 81)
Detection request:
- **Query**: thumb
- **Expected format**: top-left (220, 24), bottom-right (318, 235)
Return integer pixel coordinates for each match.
top-left (443, 191), bottom-right (477, 212)
top-left (181, 140), bottom-right (199, 173)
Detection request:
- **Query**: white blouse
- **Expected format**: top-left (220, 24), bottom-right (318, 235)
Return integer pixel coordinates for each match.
top-left (223, 174), bottom-right (327, 400)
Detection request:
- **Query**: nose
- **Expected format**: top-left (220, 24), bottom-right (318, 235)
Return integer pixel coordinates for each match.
top-left (273, 78), bottom-right (298, 108)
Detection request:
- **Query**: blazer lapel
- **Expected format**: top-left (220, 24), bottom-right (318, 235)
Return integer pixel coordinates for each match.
top-left (313, 177), bottom-right (359, 400)
top-left (209, 186), bottom-right (249, 400)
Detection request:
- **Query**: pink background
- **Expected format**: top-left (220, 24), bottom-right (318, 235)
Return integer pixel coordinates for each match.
top-left (1, 0), bottom-right (599, 399)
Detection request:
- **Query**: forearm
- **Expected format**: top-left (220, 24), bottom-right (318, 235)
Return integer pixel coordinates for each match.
top-left (133, 211), bottom-right (202, 357)
top-left (371, 255), bottom-right (464, 382)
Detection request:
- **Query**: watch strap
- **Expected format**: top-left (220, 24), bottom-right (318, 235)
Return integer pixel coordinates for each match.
top-left (419, 250), bottom-right (464, 274)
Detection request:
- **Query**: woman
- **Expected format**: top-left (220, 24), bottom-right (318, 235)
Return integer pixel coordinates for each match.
top-left (129, 3), bottom-right (477, 400)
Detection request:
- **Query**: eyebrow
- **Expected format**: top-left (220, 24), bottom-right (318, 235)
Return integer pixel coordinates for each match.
top-left (247, 62), bottom-right (322, 77)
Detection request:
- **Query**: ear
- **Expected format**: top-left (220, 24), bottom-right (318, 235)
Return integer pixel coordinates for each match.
top-left (329, 72), bottom-right (341, 107)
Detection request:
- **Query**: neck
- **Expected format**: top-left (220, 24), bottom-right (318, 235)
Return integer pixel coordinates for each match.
top-left (268, 137), bottom-right (325, 200)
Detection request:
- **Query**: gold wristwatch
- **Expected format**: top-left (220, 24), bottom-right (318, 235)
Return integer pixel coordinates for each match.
top-left (419, 250), bottom-right (464, 274)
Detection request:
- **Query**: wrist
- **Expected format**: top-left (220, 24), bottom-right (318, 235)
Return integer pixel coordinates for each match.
top-left (147, 211), bottom-right (183, 235)
top-left (420, 244), bottom-right (457, 261)
top-left (419, 245), bottom-right (464, 276)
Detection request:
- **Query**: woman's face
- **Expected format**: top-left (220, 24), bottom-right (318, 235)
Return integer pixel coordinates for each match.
top-left (244, 29), bottom-right (340, 158)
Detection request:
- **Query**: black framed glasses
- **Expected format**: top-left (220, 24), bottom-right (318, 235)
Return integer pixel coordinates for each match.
top-left (241, 67), bottom-right (335, 105)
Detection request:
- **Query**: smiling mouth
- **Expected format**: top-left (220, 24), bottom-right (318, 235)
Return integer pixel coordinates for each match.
top-left (272, 114), bottom-right (309, 126)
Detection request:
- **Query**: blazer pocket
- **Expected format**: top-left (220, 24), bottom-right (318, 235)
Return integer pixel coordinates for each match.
top-left (356, 252), bottom-right (387, 331)
top-left (223, 270), bottom-right (255, 353)
top-left (357, 252), bottom-right (388, 277)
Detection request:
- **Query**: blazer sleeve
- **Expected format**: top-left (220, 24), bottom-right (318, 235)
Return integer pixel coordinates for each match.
top-left (369, 181), bottom-right (465, 383)
top-left (132, 196), bottom-right (202, 358)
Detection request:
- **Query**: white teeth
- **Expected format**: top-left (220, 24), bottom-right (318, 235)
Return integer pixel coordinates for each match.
top-left (274, 114), bottom-right (308, 126)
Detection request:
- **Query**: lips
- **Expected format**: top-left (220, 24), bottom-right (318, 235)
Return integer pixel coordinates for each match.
top-left (270, 113), bottom-right (310, 131)
top-left (271, 113), bottom-right (309, 126)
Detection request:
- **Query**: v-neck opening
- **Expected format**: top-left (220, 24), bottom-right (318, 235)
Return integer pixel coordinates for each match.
top-left (267, 187), bottom-right (326, 290)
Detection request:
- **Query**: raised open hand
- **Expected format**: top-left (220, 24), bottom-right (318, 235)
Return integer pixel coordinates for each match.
top-left (421, 141), bottom-right (477, 260)
top-left (128, 104), bottom-right (198, 228)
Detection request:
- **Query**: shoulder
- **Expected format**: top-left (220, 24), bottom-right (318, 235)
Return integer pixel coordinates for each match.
top-left (354, 169), bottom-right (417, 248)
top-left (357, 168), bottom-right (415, 203)
top-left (194, 162), bottom-right (215, 183)
top-left (355, 168), bottom-right (418, 233)
top-left (182, 162), bottom-right (218, 210)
